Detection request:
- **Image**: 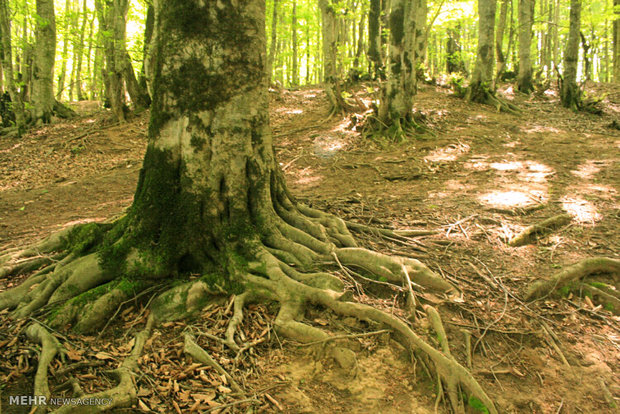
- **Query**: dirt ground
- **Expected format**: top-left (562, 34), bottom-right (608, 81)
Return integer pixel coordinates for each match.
top-left (0, 82), bottom-right (618, 413)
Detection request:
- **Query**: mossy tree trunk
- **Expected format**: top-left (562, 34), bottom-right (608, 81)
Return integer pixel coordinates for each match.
top-left (116, 0), bottom-right (282, 282)
top-left (517, 0), bottom-right (534, 93)
top-left (32, 0), bottom-right (56, 124)
top-left (560, 0), bottom-right (581, 110)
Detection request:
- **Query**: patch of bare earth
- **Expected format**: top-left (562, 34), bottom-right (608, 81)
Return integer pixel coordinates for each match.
top-left (0, 84), bottom-right (618, 413)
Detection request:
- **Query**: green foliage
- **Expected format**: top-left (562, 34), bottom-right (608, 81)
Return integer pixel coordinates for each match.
top-left (468, 395), bottom-right (490, 414)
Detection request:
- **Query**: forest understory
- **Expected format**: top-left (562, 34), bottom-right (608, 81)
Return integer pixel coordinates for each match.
top-left (0, 81), bottom-right (619, 413)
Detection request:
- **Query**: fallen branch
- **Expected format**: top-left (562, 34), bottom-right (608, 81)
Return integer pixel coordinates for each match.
top-left (508, 214), bottom-right (571, 247)
top-left (183, 333), bottom-right (244, 394)
top-left (525, 257), bottom-right (620, 301)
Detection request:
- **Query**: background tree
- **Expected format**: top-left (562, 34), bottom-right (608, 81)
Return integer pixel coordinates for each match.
top-left (31, 0), bottom-right (56, 123)
top-left (560, 0), bottom-right (582, 109)
top-left (375, 0), bottom-right (417, 136)
top-left (517, 0), bottom-right (534, 92)
top-left (0, 0), bottom-right (26, 133)
top-left (613, 0), bottom-right (620, 82)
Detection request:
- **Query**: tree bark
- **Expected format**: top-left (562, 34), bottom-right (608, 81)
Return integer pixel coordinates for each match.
top-left (560, 0), bottom-right (581, 109)
top-left (517, 0), bottom-right (534, 93)
top-left (32, 0), bottom-right (56, 123)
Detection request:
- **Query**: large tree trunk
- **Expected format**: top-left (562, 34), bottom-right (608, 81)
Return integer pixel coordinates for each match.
top-left (32, 0), bottom-right (56, 123)
top-left (517, 0), bottom-right (534, 93)
top-left (0, 0), bottom-right (26, 132)
top-left (560, 0), bottom-right (581, 109)
top-left (466, 0), bottom-right (497, 103)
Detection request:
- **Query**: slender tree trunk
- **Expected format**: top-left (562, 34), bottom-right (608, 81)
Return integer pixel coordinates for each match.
top-left (446, 25), bottom-right (466, 74)
top-left (466, 0), bottom-right (497, 102)
top-left (552, 0), bottom-right (560, 75)
top-left (74, 0), bottom-right (88, 101)
top-left (560, 0), bottom-right (581, 109)
top-left (367, 0), bottom-right (382, 78)
top-left (496, 0), bottom-right (509, 80)
top-left (580, 31), bottom-right (591, 81)
top-left (306, 24), bottom-right (311, 84)
top-left (138, 4), bottom-right (153, 95)
top-left (0, 0), bottom-right (26, 132)
top-left (319, 0), bottom-right (349, 112)
top-left (414, 0), bottom-right (427, 74)
top-left (517, 0), bottom-right (534, 93)
top-left (291, 0), bottom-right (298, 86)
top-left (57, 0), bottom-right (71, 99)
top-left (614, 0), bottom-right (620, 83)
top-left (32, 0), bottom-right (56, 123)
top-left (266, 0), bottom-right (278, 84)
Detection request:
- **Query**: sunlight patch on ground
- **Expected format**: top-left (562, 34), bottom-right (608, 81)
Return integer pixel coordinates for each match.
top-left (313, 135), bottom-right (346, 158)
top-left (331, 118), bottom-right (356, 136)
top-left (490, 161), bottom-right (522, 171)
top-left (276, 107), bottom-right (304, 115)
top-left (293, 167), bottom-right (323, 187)
top-left (571, 160), bottom-right (612, 180)
top-left (522, 125), bottom-right (561, 134)
top-left (64, 218), bottom-right (107, 227)
top-left (424, 143), bottom-right (470, 162)
top-left (479, 190), bottom-right (545, 208)
top-left (466, 158), bottom-right (553, 184)
top-left (561, 196), bottom-right (602, 223)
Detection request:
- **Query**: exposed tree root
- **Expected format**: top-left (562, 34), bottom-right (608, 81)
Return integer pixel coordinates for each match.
top-left (1, 198), bottom-right (497, 413)
top-left (26, 324), bottom-right (64, 413)
top-left (525, 257), bottom-right (620, 301)
top-left (465, 84), bottom-right (519, 114)
top-left (184, 333), bottom-right (245, 393)
top-left (361, 112), bottom-right (430, 143)
top-left (508, 214), bottom-right (572, 247)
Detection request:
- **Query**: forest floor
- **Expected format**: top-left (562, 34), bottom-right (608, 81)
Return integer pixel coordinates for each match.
top-left (0, 82), bottom-right (618, 413)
